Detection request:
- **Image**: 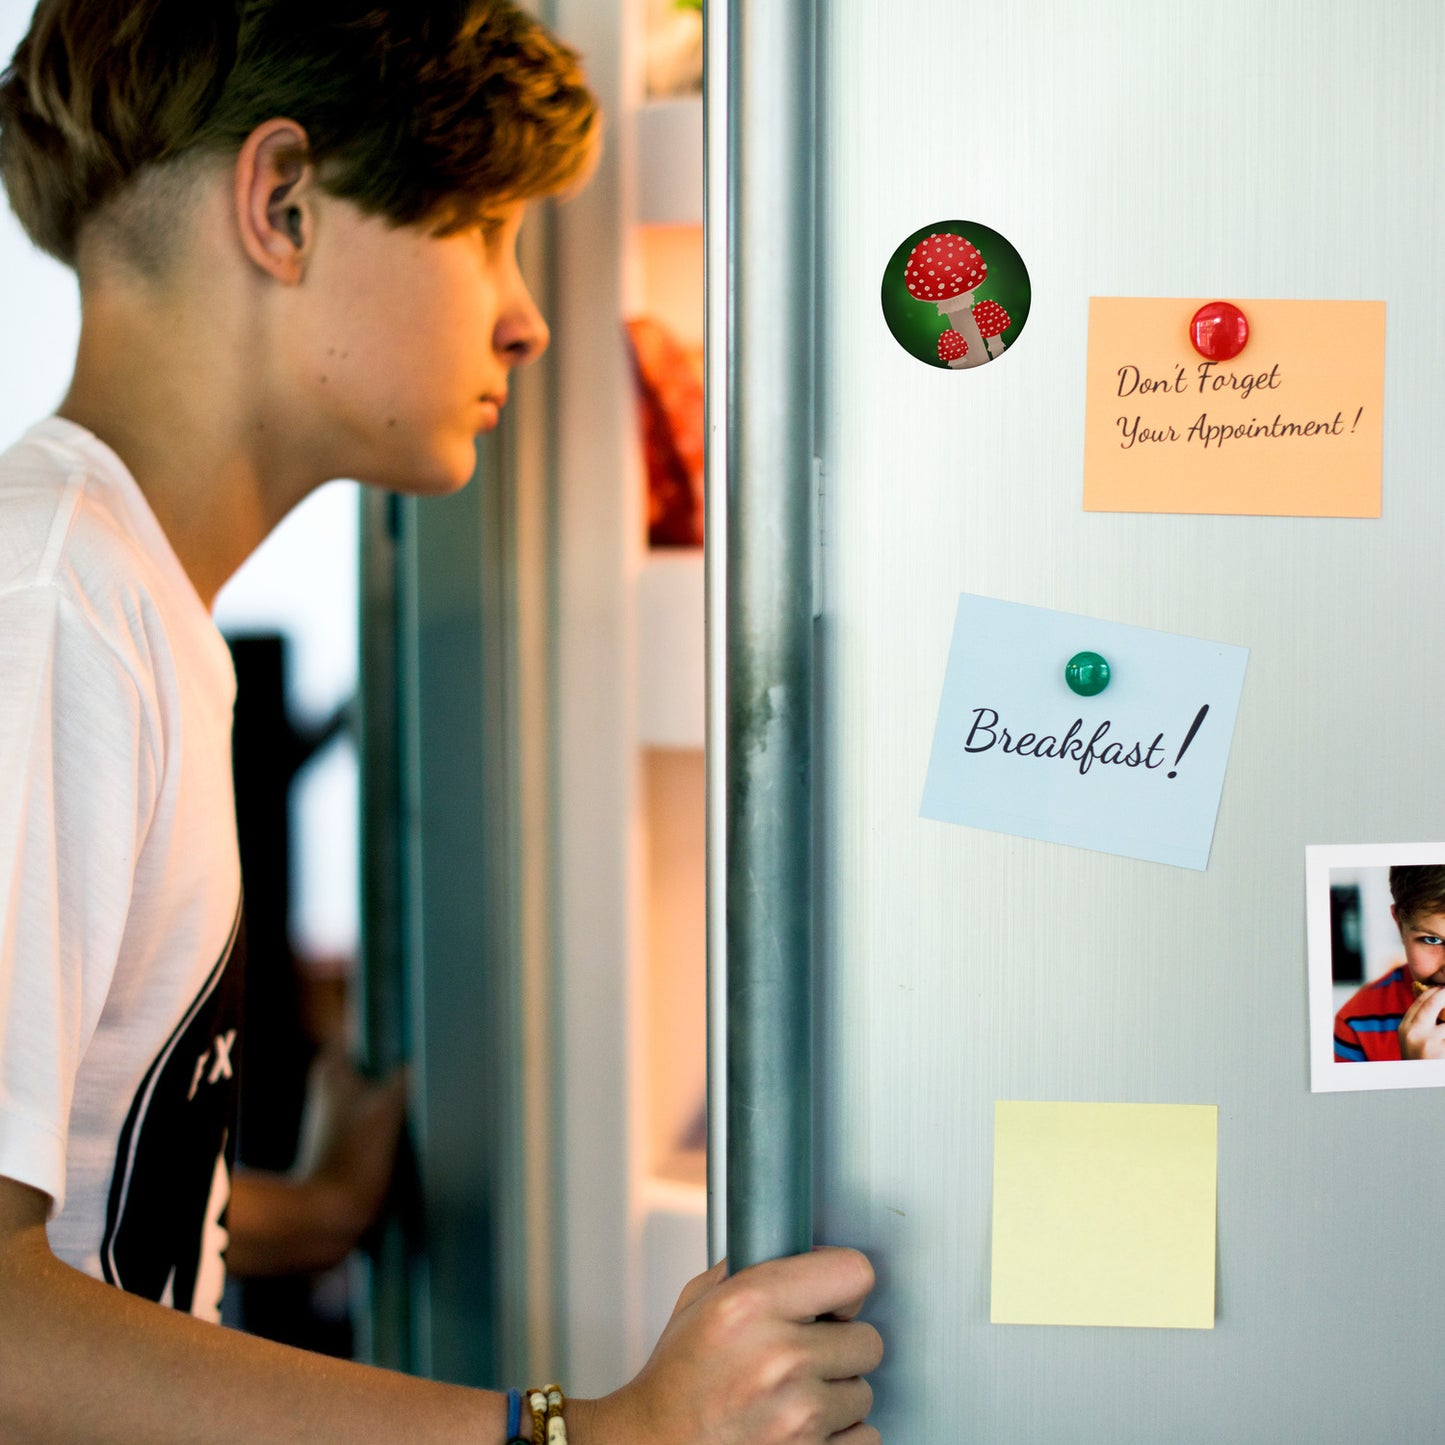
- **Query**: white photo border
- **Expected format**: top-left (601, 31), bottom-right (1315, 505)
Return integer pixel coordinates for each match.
top-left (1306, 842), bottom-right (1445, 1093)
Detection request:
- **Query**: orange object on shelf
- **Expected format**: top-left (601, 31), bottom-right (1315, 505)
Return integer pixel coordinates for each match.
top-left (626, 316), bottom-right (704, 548)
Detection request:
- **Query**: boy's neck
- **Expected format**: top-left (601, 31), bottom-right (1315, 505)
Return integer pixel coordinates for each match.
top-left (57, 280), bottom-right (329, 613)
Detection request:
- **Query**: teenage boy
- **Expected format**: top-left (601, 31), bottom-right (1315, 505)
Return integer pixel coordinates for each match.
top-left (1334, 864), bottom-right (1445, 1062)
top-left (0, 2), bottom-right (883, 1441)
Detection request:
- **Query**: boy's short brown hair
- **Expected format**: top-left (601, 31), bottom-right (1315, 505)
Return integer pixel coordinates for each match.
top-left (1389, 865), bottom-right (1445, 928)
top-left (0, 0), bottom-right (599, 274)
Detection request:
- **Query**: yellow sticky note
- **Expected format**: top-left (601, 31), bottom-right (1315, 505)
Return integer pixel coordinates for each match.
top-left (1083, 297), bottom-right (1384, 516)
top-left (991, 1101), bottom-right (1218, 1330)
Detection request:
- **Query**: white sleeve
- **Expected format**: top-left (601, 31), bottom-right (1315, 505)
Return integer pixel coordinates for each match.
top-left (0, 584), bottom-right (155, 1214)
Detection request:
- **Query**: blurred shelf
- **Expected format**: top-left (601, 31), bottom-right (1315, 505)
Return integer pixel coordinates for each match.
top-left (638, 548), bottom-right (704, 748)
top-left (653, 1145), bottom-right (707, 1189)
top-left (636, 97), bottom-right (703, 227)
top-left (639, 1173), bottom-right (709, 1353)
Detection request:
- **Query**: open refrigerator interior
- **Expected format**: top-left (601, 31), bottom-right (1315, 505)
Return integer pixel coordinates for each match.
top-left (630, 17), bottom-right (708, 1361)
top-left (548, 0), bottom-right (710, 1382)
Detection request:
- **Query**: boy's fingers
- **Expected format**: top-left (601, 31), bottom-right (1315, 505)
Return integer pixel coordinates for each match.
top-left (827, 1425), bottom-right (882, 1445)
top-left (673, 1256), bottom-right (728, 1316)
top-left (731, 1246), bottom-right (875, 1324)
top-left (810, 1245), bottom-right (875, 1322)
top-left (377, 1067), bottom-right (410, 1113)
top-left (818, 1376), bottom-right (875, 1438)
top-left (1428, 986), bottom-right (1445, 1027)
top-left (1401, 986), bottom-right (1445, 1029)
top-left (810, 1318), bottom-right (885, 1380)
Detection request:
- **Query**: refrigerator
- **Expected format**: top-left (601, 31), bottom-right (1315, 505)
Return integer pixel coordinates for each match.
top-left (362, 1), bottom-right (1445, 1437)
top-left (718, 1), bottom-right (1445, 1440)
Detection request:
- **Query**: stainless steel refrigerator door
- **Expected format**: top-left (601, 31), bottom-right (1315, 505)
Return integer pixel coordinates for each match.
top-left (808, 2), bottom-right (1445, 1439)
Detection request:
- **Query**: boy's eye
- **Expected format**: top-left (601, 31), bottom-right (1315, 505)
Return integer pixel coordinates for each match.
top-left (1417, 935), bottom-right (1444, 946)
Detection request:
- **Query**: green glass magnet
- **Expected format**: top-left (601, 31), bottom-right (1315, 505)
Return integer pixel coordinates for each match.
top-left (1065, 651), bottom-right (1111, 697)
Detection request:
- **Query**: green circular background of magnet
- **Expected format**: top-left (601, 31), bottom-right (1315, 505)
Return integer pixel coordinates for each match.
top-left (880, 220), bottom-right (1032, 370)
top-left (1065, 651), bottom-right (1111, 697)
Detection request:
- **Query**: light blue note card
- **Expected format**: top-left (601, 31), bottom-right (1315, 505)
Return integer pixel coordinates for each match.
top-left (921, 595), bottom-right (1249, 869)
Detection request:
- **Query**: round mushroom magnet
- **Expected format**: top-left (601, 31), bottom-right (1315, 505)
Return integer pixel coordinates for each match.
top-left (881, 220), bottom-right (1031, 371)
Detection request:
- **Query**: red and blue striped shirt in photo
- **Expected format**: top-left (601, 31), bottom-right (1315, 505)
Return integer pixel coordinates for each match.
top-left (1334, 965), bottom-right (1414, 1063)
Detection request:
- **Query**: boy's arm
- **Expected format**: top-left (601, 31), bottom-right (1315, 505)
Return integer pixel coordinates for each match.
top-left (0, 1176), bottom-right (506, 1444)
top-left (0, 1174), bottom-right (882, 1445)
top-left (224, 1170), bottom-right (374, 1278)
top-left (1332, 1020), bottom-right (1366, 1061)
top-left (1332, 1000), bottom-right (1368, 1062)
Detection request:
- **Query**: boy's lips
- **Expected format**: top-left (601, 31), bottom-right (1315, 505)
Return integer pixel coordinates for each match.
top-left (476, 393), bottom-right (506, 432)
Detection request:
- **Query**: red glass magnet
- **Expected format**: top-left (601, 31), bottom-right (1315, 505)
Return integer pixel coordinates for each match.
top-left (1189, 301), bottom-right (1249, 361)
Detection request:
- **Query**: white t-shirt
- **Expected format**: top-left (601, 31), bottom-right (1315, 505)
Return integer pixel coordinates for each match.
top-left (0, 415), bottom-right (244, 1321)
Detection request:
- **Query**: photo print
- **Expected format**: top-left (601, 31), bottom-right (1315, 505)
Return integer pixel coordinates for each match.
top-left (1306, 842), bottom-right (1445, 1093)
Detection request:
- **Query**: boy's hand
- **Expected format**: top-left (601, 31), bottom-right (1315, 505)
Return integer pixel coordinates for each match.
top-left (573, 1246), bottom-right (883, 1445)
top-left (292, 1046), bottom-right (409, 1228)
top-left (1399, 986), bottom-right (1445, 1059)
top-left (226, 1049), bottom-right (408, 1277)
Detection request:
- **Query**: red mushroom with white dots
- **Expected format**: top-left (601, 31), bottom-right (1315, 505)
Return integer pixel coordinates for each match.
top-left (972, 299), bottom-right (1012, 360)
top-left (937, 329), bottom-right (968, 369)
top-left (905, 232), bottom-right (989, 368)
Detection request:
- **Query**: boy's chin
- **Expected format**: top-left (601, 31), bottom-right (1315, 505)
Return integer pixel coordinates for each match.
top-left (369, 436), bottom-right (480, 496)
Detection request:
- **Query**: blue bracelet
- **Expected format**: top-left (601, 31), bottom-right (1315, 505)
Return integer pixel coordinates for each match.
top-left (505, 1387), bottom-right (526, 1443)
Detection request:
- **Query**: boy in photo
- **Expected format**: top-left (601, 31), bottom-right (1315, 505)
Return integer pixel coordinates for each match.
top-left (0, 2), bottom-right (882, 1440)
top-left (1334, 864), bottom-right (1445, 1062)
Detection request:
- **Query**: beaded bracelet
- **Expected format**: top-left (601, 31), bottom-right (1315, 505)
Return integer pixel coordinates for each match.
top-left (526, 1383), bottom-right (568, 1445)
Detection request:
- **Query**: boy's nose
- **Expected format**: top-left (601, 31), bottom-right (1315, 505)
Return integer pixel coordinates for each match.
top-left (498, 284), bottom-right (550, 369)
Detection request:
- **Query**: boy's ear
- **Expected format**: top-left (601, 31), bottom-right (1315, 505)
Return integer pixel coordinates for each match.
top-left (234, 119), bottom-right (316, 282)
top-left (1391, 904), bottom-right (1401, 930)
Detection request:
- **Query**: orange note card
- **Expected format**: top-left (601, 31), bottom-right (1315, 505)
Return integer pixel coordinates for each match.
top-left (1083, 298), bottom-right (1385, 517)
